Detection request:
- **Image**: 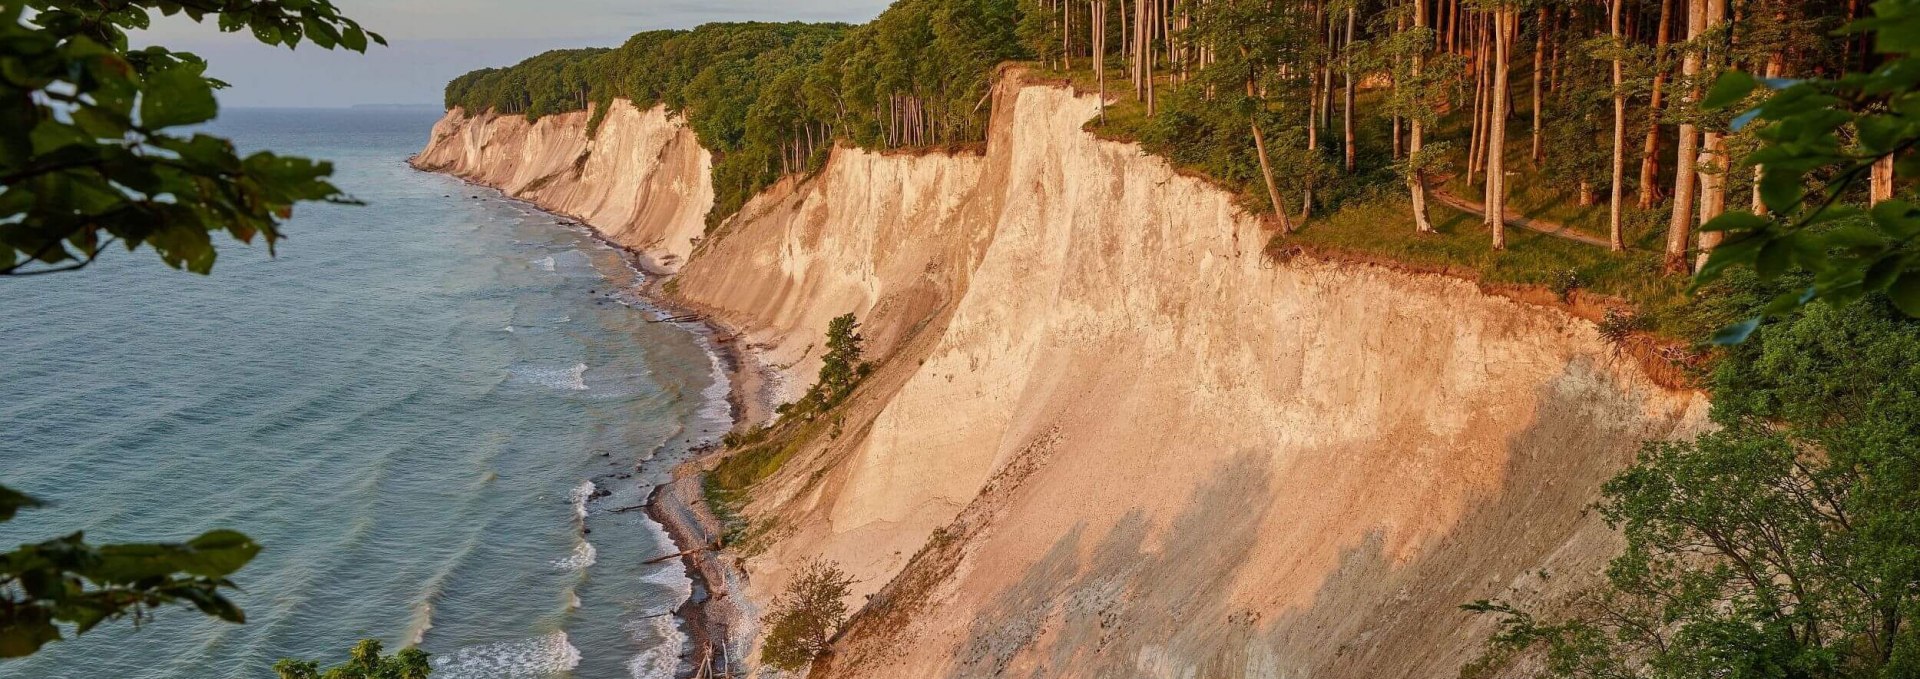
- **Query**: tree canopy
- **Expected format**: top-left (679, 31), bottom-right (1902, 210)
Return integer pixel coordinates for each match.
top-left (442, 4), bottom-right (1028, 226)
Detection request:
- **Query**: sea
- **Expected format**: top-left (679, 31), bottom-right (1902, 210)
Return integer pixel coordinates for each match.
top-left (0, 107), bottom-right (727, 679)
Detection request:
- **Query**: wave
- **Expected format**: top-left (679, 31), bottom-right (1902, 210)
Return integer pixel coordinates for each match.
top-left (510, 363), bottom-right (589, 392)
top-left (430, 632), bottom-right (581, 679)
top-left (551, 481), bottom-right (598, 572)
top-left (623, 615), bottom-right (686, 679)
top-left (568, 480), bottom-right (595, 521)
top-left (551, 539), bottom-right (598, 572)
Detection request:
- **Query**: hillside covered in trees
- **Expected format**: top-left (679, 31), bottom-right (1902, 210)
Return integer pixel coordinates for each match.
top-left (446, 0), bottom-right (1903, 286)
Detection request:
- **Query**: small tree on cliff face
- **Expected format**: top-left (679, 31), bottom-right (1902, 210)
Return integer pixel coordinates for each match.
top-left (780, 313), bottom-right (869, 418)
top-left (818, 313), bottom-right (865, 404)
top-left (272, 639), bottom-right (430, 679)
top-left (761, 558), bottom-right (855, 672)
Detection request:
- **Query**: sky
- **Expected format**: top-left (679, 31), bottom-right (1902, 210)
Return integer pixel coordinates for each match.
top-left (141, 0), bottom-right (892, 108)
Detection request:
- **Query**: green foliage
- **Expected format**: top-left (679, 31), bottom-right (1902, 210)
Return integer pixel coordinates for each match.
top-left (273, 639), bottom-right (431, 679)
top-left (760, 558), bottom-right (854, 672)
top-left (1693, 0), bottom-right (1920, 341)
top-left (1, 0), bottom-right (382, 275)
top-left (818, 312), bottom-right (867, 404)
top-left (0, 484), bottom-right (261, 658)
top-left (774, 312), bottom-right (870, 420)
top-left (1466, 299), bottom-right (1920, 678)
top-left (443, 3), bottom-right (1030, 227)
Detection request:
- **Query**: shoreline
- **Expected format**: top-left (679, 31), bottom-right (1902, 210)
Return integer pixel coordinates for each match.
top-left (632, 282), bottom-right (771, 679)
top-left (409, 156), bottom-right (772, 679)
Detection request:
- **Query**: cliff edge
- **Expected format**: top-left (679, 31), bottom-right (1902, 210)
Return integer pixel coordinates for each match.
top-left (418, 70), bottom-right (1711, 679)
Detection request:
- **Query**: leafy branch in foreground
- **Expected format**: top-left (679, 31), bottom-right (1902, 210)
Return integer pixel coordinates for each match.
top-left (0, 484), bottom-right (261, 658)
top-left (1690, 0), bottom-right (1920, 343)
top-left (1, 0), bottom-right (386, 276)
top-left (273, 638), bottom-right (431, 679)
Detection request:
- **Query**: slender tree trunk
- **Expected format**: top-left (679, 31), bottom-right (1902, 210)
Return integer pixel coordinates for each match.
top-left (1532, 5), bottom-right (1547, 166)
top-left (1872, 155), bottom-right (1896, 205)
top-left (1344, 4), bottom-right (1357, 172)
top-left (1096, 0), bottom-right (1108, 121)
top-left (1666, 0), bottom-right (1705, 273)
top-left (1753, 56), bottom-right (1780, 215)
top-left (1411, 0), bottom-right (1435, 233)
top-left (1608, 0), bottom-right (1628, 251)
top-left (1253, 122), bottom-right (1292, 232)
top-left (1469, 14), bottom-right (1488, 182)
top-left (1490, 8), bottom-right (1514, 250)
top-left (1694, 0), bottom-right (1729, 271)
top-left (1246, 58), bottom-right (1292, 233)
top-left (1639, 0), bottom-right (1674, 208)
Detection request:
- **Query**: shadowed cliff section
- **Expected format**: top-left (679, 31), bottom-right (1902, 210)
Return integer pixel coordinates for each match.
top-left (418, 68), bottom-right (1712, 678)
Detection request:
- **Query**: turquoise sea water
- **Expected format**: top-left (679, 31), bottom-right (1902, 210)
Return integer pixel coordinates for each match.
top-left (0, 108), bottom-right (724, 679)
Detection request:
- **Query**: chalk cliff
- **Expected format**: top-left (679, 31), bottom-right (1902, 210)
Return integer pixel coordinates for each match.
top-left (414, 99), bottom-right (712, 271)
top-left (419, 70), bottom-right (1709, 679)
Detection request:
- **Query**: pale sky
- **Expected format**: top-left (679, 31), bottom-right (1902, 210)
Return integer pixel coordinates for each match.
top-left (141, 0), bottom-right (891, 108)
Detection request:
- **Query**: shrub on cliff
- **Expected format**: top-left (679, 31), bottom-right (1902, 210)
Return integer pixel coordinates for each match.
top-left (761, 558), bottom-right (856, 672)
top-left (273, 639), bottom-right (430, 679)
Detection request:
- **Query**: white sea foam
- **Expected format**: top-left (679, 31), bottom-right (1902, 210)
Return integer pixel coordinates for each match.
top-left (624, 614), bottom-right (686, 679)
top-left (551, 540), bottom-right (597, 571)
top-left (405, 600), bottom-right (434, 646)
top-left (568, 481), bottom-right (595, 520)
top-left (430, 632), bottom-right (581, 679)
top-left (534, 255), bottom-right (556, 272)
top-left (511, 363), bottom-right (589, 391)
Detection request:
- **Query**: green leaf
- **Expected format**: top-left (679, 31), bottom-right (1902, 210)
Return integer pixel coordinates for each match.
top-left (1864, 254), bottom-right (1909, 291)
top-left (1759, 167), bottom-right (1805, 214)
top-left (139, 62), bottom-right (218, 129)
top-left (1869, 199), bottom-right (1920, 239)
top-left (0, 610), bottom-right (62, 659)
top-left (1711, 318), bottom-right (1762, 345)
top-left (1696, 233), bottom-right (1768, 285)
top-left (1890, 270), bottom-right (1920, 317)
top-left (1703, 70), bottom-right (1756, 110)
top-left (1699, 211), bottom-right (1769, 233)
top-left (179, 530), bottom-right (262, 577)
top-left (1756, 238), bottom-right (1794, 280)
top-left (0, 484), bottom-right (41, 522)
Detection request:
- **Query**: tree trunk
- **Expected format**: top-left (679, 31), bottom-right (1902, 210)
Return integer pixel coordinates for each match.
top-left (1490, 8), bottom-right (1514, 250)
top-left (1872, 154), bottom-right (1896, 205)
top-left (1410, 0), bottom-right (1436, 233)
top-left (1694, 0), bottom-right (1729, 271)
top-left (1468, 14), bottom-right (1488, 182)
top-left (1253, 119), bottom-right (1293, 233)
top-left (1532, 5), bottom-right (1547, 166)
top-left (1344, 4), bottom-right (1357, 172)
top-left (1665, 0), bottom-right (1705, 273)
top-left (1639, 0), bottom-right (1674, 208)
top-left (1608, 0), bottom-right (1628, 251)
top-left (1753, 56), bottom-right (1781, 215)
top-left (1096, 0), bottom-right (1108, 122)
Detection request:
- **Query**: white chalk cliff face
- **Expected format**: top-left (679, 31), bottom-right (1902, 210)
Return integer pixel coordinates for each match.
top-left (420, 72), bottom-right (1710, 679)
top-left (414, 100), bottom-right (713, 271)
